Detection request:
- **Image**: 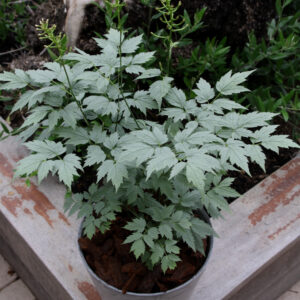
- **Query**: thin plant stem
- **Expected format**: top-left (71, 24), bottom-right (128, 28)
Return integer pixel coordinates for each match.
top-left (115, 0), bottom-right (141, 130)
top-left (61, 63), bottom-right (89, 126)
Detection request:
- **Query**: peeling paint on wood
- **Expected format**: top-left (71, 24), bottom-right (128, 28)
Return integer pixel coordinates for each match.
top-left (77, 281), bottom-right (102, 300)
top-left (13, 183), bottom-right (56, 227)
top-left (268, 213), bottom-right (300, 240)
top-left (23, 208), bottom-right (33, 216)
top-left (0, 153), bottom-right (14, 178)
top-left (1, 196), bottom-right (22, 217)
top-left (0, 117), bottom-right (299, 300)
top-left (12, 182), bottom-right (70, 227)
top-left (249, 158), bottom-right (300, 226)
top-left (1, 182), bottom-right (70, 227)
top-left (58, 212), bottom-right (71, 226)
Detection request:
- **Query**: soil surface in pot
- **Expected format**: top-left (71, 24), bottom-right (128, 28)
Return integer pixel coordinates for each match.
top-left (79, 215), bottom-right (208, 294)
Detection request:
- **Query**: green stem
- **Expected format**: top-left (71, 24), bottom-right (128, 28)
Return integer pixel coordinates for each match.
top-left (167, 36), bottom-right (173, 75)
top-left (61, 64), bottom-right (89, 126)
top-left (114, 0), bottom-right (141, 130)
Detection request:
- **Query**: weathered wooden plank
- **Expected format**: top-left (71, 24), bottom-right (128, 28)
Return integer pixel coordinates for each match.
top-left (0, 279), bottom-right (35, 300)
top-left (192, 153), bottom-right (300, 300)
top-left (0, 118), bottom-right (299, 300)
top-left (278, 279), bottom-right (300, 300)
top-left (0, 134), bottom-right (100, 300)
top-left (0, 255), bottom-right (17, 290)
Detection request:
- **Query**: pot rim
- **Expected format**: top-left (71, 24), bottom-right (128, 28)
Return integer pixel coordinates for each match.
top-left (78, 209), bottom-right (214, 297)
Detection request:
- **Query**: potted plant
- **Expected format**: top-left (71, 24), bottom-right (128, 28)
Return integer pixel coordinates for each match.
top-left (0, 1), bottom-right (299, 299)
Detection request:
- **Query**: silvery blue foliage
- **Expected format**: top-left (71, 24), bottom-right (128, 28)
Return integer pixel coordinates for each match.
top-left (1, 28), bottom-right (298, 273)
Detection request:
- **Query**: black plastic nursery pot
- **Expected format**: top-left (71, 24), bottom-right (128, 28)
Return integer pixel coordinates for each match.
top-left (78, 210), bottom-right (214, 300)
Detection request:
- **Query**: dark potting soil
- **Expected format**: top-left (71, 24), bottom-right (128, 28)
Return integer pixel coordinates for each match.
top-left (23, 0), bottom-right (275, 57)
top-left (0, 1), bottom-right (298, 293)
top-left (79, 215), bottom-right (208, 294)
top-left (77, 117), bottom-right (299, 294)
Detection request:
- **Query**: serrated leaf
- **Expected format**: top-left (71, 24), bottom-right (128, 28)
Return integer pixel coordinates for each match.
top-left (146, 147), bottom-right (177, 178)
top-left (89, 125), bottom-right (105, 143)
top-left (48, 110), bottom-right (61, 130)
top-left (84, 221), bottom-right (96, 239)
top-left (57, 153), bottom-right (82, 188)
top-left (245, 144), bottom-right (266, 171)
top-left (121, 35), bottom-right (143, 53)
top-left (104, 28), bottom-right (124, 47)
top-left (161, 254), bottom-right (181, 273)
top-left (186, 163), bottom-right (205, 191)
top-left (165, 240), bottom-right (180, 254)
top-left (214, 183), bottom-right (240, 198)
top-left (221, 139), bottom-right (250, 174)
top-left (12, 90), bottom-right (35, 112)
top-left (143, 235), bottom-right (154, 248)
top-left (132, 52), bottom-right (155, 64)
top-left (19, 124), bottom-right (39, 142)
top-left (136, 68), bottom-right (161, 80)
top-left (84, 95), bottom-right (118, 117)
top-left (97, 160), bottom-right (128, 189)
top-left (125, 65), bottom-right (145, 74)
top-left (186, 150), bottom-right (221, 173)
top-left (251, 125), bottom-right (278, 140)
top-left (0, 70), bottom-right (30, 89)
top-left (181, 230), bottom-right (196, 251)
top-left (107, 162), bottom-right (128, 190)
top-left (61, 103), bottom-right (78, 129)
top-left (25, 140), bottom-right (66, 158)
top-left (236, 112), bottom-right (276, 128)
top-left (165, 87), bottom-right (186, 107)
top-left (30, 86), bottom-right (64, 107)
top-left (44, 62), bottom-right (61, 74)
top-left (193, 78), bottom-right (215, 103)
top-left (64, 50), bottom-right (102, 71)
top-left (188, 131), bottom-right (223, 145)
top-left (15, 154), bottom-right (45, 177)
top-left (160, 108), bottom-right (187, 122)
top-left (96, 160), bottom-right (113, 183)
top-left (131, 239), bottom-right (146, 259)
top-left (22, 106), bottom-right (51, 127)
top-left (120, 142), bottom-right (154, 164)
top-left (27, 69), bottom-right (56, 84)
top-left (76, 71), bottom-right (109, 92)
top-left (191, 218), bottom-right (215, 239)
top-left (37, 160), bottom-right (55, 183)
top-left (149, 77), bottom-right (173, 109)
top-left (152, 127), bottom-right (168, 145)
top-left (216, 70), bottom-right (254, 95)
top-left (129, 90), bottom-right (157, 115)
top-left (103, 132), bottom-right (119, 149)
top-left (169, 162), bottom-right (186, 179)
top-left (159, 224), bottom-right (173, 239)
top-left (123, 232), bottom-right (143, 244)
top-left (151, 245), bottom-right (164, 265)
top-left (213, 98), bottom-right (246, 111)
top-left (84, 145), bottom-right (106, 167)
top-left (124, 218), bottom-right (146, 232)
top-left (131, 128), bottom-right (168, 146)
top-left (55, 127), bottom-right (90, 145)
top-left (148, 228), bottom-right (159, 239)
top-left (260, 135), bottom-right (300, 153)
